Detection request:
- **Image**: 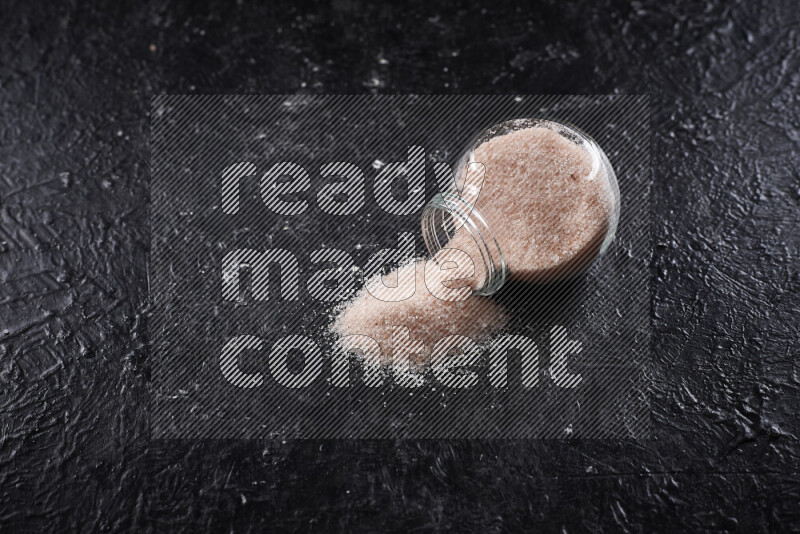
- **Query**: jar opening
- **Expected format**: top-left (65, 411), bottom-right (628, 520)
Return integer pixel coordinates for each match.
top-left (421, 192), bottom-right (507, 296)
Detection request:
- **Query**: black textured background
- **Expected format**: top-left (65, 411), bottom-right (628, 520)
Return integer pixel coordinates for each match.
top-left (1, 0), bottom-right (798, 531)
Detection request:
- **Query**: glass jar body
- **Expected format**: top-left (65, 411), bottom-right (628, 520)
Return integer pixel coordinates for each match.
top-left (421, 118), bottom-right (620, 296)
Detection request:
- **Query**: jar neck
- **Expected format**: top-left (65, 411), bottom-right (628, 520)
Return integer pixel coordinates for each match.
top-left (421, 192), bottom-right (507, 296)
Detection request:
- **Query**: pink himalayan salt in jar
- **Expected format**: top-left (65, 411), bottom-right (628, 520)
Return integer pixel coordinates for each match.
top-left (421, 118), bottom-right (620, 295)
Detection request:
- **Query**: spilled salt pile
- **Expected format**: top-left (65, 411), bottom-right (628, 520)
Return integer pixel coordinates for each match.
top-left (330, 258), bottom-right (508, 366)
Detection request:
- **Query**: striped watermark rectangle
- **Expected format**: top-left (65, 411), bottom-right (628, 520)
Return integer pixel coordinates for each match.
top-left (150, 95), bottom-right (650, 439)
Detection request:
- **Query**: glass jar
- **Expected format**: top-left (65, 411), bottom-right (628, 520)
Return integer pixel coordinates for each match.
top-left (421, 118), bottom-right (620, 296)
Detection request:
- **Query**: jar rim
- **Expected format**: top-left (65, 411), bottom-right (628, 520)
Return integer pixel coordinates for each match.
top-left (421, 192), bottom-right (507, 296)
